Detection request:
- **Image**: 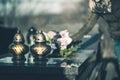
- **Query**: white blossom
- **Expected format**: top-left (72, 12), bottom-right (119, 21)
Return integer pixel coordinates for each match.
top-left (47, 30), bottom-right (58, 39)
top-left (57, 30), bottom-right (72, 50)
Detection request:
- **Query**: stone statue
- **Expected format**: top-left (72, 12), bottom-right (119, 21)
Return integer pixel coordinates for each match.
top-left (73, 0), bottom-right (120, 80)
top-left (72, 0), bottom-right (120, 63)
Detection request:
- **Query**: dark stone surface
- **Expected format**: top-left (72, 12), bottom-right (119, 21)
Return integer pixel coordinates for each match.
top-left (0, 50), bottom-right (94, 80)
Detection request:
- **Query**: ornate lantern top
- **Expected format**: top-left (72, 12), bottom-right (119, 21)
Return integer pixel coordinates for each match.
top-left (13, 30), bottom-right (25, 43)
top-left (34, 30), bottom-right (46, 43)
top-left (28, 26), bottom-right (37, 33)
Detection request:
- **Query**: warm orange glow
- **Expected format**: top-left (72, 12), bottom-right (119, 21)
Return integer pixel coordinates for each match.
top-left (33, 46), bottom-right (47, 55)
top-left (12, 44), bottom-right (24, 55)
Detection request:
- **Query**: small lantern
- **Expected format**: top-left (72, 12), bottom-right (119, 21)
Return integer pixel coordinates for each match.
top-left (9, 30), bottom-right (29, 64)
top-left (27, 26), bottom-right (37, 46)
top-left (30, 30), bottom-right (51, 65)
top-left (27, 26), bottom-right (37, 63)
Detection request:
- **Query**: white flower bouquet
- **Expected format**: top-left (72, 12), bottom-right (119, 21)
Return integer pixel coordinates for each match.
top-left (46, 30), bottom-right (80, 57)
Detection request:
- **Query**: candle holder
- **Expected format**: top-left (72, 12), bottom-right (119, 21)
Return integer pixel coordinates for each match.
top-left (30, 31), bottom-right (51, 65)
top-left (27, 27), bottom-right (37, 63)
top-left (9, 30), bottom-right (29, 64)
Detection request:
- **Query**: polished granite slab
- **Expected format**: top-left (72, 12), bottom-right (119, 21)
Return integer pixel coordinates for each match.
top-left (0, 50), bottom-right (94, 66)
top-left (0, 50), bottom-right (94, 80)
